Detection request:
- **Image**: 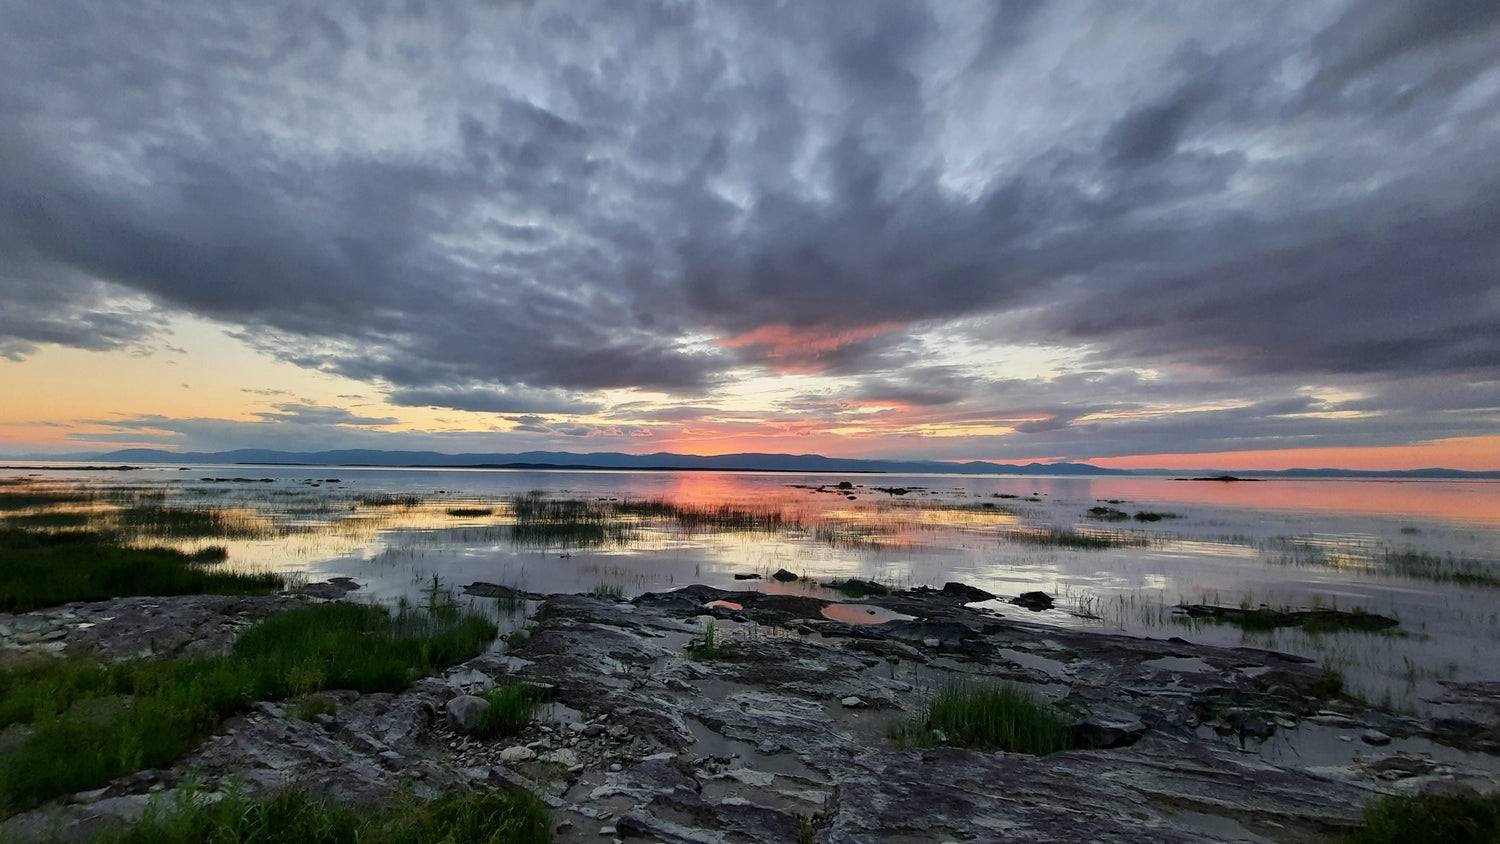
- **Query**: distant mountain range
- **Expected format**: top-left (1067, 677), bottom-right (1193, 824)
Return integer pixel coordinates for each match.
top-left (90, 448), bottom-right (1128, 476)
top-left (57, 448), bottom-right (1498, 478)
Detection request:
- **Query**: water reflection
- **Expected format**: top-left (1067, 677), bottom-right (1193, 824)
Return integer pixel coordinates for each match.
top-left (4, 465), bottom-right (1499, 714)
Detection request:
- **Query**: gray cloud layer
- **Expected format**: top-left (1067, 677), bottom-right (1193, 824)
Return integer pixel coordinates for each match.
top-left (3, 1), bottom-right (1497, 457)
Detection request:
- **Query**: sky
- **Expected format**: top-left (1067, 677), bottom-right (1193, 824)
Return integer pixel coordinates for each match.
top-left (1, 1), bottom-right (1498, 470)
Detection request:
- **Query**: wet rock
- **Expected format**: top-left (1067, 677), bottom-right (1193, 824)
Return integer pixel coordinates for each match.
top-left (1361, 729), bottom-right (1392, 746)
top-left (941, 581), bottom-right (996, 602)
top-left (1072, 705), bottom-right (1147, 749)
top-left (294, 578), bottom-right (362, 600)
top-left (771, 568), bottom-right (799, 582)
top-left (1011, 591), bottom-right (1055, 611)
top-left (732, 573), bottom-right (761, 580)
top-left (840, 696), bottom-right (867, 709)
top-left (446, 695), bottom-right (490, 733)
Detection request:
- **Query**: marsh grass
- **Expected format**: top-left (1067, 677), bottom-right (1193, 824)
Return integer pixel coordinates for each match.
top-left (85, 786), bottom-right (551, 844)
top-left (356, 493), bottom-right (424, 508)
top-left (888, 683), bottom-right (1075, 755)
top-left (0, 485), bottom-right (97, 511)
top-left (2, 511), bottom-right (91, 529)
top-left (110, 506), bottom-right (273, 540)
top-left (1266, 538), bottom-right (1500, 588)
top-left (511, 494), bottom-right (796, 549)
top-left (0, 529), bottom-right (283, 612)
top-left (1003, 526), bottom-right (1150, 550)
top-left (479, 683), bottom-right (550, 738)
top-left (0, 602), bottom-right (496, 816)
top-left (1341, 792), bottom-right (1500, 844)
top-left (1382, 550), bottom-right (1500, 588)
top-left (509, 493), bottom-right (637, 549)
top-left (446, 507), bottom-right (494, 518)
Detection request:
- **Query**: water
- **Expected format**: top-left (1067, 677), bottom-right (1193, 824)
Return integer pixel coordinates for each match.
top-left (5, 462), bottom-right (1499, 713)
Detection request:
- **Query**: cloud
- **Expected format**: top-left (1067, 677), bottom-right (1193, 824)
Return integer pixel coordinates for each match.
top-left (252, 402), bottom-right (398, 427)
top-left (388, 386), bottom-right (601, 415)
top-left (3, 1), bottom-right (1499, 460)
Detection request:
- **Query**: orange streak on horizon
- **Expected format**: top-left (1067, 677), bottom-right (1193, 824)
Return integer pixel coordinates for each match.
top-left (1090, 436), bottom-right (1500, 472)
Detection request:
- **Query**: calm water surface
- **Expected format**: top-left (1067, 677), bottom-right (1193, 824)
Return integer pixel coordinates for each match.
top-left (6, 463), bottom-right (1499, 713)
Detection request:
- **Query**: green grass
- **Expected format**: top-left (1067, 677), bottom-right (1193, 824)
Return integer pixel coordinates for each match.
top-left (0, 530), bottom-right (283, 613)
top-left (1309, 668), bottom-right (1346, 699)
top-left (1340, 792), bottom-right (1500, 844)
top-left (889, 683), bottom-right (1076, 755)
top-left (478, 683), bottom-right (550, 738)
top-left (0, 602), bottom-right (497, 816)
top-left (591, 582), bottom-right (625, 597)
top-left (688, 622), bottom-right (724, 660)
top-left (85, 787), bottom-right (551, 844)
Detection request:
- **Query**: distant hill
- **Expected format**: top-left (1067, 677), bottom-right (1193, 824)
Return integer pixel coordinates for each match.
top-left (93, 448), bottom-right (1130, 476)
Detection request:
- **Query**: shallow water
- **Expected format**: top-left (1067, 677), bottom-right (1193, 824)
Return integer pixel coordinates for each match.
top-left (4, 463), bottom-right (1498, 713)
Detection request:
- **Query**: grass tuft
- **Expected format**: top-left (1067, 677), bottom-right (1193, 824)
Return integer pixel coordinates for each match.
top-left (1341, 792), bottom-right (1500, 844)
top-left (86, 786), bottom-right (551, 844)
top-left (688, 622), bottom-right (725, 660)
top-left (889, 683), bottom-right (1075, 755)
top-left (1004, 527), bottom-right (1149, 550)
top-left (478, 683), bottom-right (550, 738)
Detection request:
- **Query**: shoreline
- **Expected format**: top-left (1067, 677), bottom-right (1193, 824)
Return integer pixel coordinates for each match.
top-left (4, 583), bottom-right (1499, 842)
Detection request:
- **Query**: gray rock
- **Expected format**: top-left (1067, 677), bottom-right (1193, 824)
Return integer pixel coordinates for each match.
top-left (500, 746), bottom-right (536, 763)
top-left (1361, 729), bottom-right (1392, 746)
top-left (840, 696), bottom-right (867, 709)
top-left (445, 695), bottom-right (491, 733)
top-left (1073, 705), bottom-right (1147, 749)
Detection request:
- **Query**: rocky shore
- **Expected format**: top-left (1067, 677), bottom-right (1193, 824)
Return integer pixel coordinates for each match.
top-left (4, 582), bottom-right (1499, 842)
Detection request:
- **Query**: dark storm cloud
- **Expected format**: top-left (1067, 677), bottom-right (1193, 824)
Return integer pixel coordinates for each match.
top-left (1310, 0), bottom-right (1500, 93)
top-left (3, 1), bottom-right (1498, 458)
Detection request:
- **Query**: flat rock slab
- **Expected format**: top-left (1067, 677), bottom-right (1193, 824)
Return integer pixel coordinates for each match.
top-left (5, 587), bottom-right (1499, 844)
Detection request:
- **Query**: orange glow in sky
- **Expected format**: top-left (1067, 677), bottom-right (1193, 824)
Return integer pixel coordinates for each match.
top-left (1089, 436), bottom-right (1500, 472)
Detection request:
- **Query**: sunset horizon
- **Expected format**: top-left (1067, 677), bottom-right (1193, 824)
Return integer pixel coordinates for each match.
top-left (2, 3), bottom-right (1496, 476)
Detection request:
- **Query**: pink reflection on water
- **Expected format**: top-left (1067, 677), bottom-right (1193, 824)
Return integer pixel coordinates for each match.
top-left (1087, 478), bottom-right (1500, 527)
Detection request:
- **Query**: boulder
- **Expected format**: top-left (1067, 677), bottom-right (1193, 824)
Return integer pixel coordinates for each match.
top-left (445, 694), bottom-right (490, 733)
top-left (1011, 591), bottom-right (1055, 611)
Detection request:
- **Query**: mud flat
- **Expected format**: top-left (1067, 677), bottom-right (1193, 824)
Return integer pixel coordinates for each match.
top-left (4, 583), bottom-right (1499, 843)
